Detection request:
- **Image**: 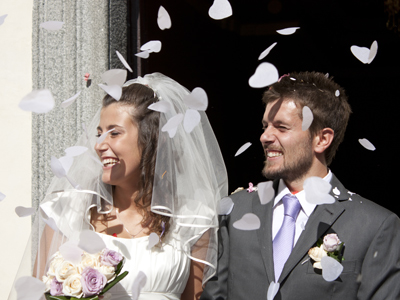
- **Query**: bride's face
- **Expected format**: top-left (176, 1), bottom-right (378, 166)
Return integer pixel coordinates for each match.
top-left (95, 103), bottom-right (141, 188)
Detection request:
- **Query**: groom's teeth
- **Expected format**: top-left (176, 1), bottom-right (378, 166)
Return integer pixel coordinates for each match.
top-left (267, 151), bottom-right (282, 157)
top-left (102, 158), bottom-right (119, 166)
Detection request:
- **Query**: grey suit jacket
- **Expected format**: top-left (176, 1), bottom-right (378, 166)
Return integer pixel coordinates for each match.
top-left (201, 174), bottom-right (400, 300)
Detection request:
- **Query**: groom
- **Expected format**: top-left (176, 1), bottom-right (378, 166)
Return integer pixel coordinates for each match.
top-left (201, 72), bottom-right (400, 299)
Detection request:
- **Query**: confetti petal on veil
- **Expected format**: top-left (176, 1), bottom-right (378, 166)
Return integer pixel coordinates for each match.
top-left (147, 233), bottom-right (160, 250)
top-left (218, 196), bottom-right (234, 215)
top-left (304, 177), bottom-right (335, 205)
top-left (15, 206), bottom-right (36, 217)
top-left (157, 6), bottom-right (172, 30)
top-left (140, 40), bottom-right (162, 53)
top-left (116, 51), bottom-right (133, 72)
top-left (135, 51), bottom-right (150, 59)
top-left (101, 69), bottom-right (127, 87)
top-left (302, 106), bottom-right (313, 131)
top-left (321, 256), bottom-right (343, 281)
top-left (161, 113), bottom-right (183, 138)
top-left (98, 84), bottom-right (122, 101)
top-left (131, 271), bottom-right (147, 300)
top-left (358, 138), bottom-right (376, 151)
top-left (78, 230), bottom-right (106, 254)
top-left (276, 27), bottom-right (300, 35)
top-left (257, 181), bottom-right (274, 205)
top-left (267, 281), bottom-right (280, 300)
top-left (234, 142), bottom-right (252, 156)
top-left (51, 156), bottom-right (67, 178)
top-left (148, 101), bottom-right (173, 113)
top-left (59, 241), bottom-right (84, 265)
top-left (183, 109), bottom-right (201, 133)
top-left (58, 156), bottom-right (74, 174)
top-left (208, 0), bottom-right (233, 20)
top-left (0, 14), bottom-right (8, 26)
top-left (14, 276), bottom-right (45, 300)
top-left (65, 146), bottom-right (88, 157)
top-left (258, 42), bottom-right (277, 60)
top-left (61, 91), bottom-right (81, 108)
top-left (233, 213), bottom-right (261, 230)
top-left (184, 87), bottom-right (208, 111)
top-left (19, 89), bottom-right (55, 113)
top-left (350, 40), bottom-right (378, 64)
top-left (0, 191), bottom-right (5, 201)
top-left (97, 128), bottom-right (116, 144)
top-left (40, 21), bottom-right (64, 31)
top-left (249, 62), bottom-right (279, 88)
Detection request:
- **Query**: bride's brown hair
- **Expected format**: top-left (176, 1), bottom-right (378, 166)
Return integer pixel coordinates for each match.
top-left (102, 83), bottom-right (170, 236)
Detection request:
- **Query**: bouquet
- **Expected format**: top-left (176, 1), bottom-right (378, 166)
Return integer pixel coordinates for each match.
top-left (42, 248), bottom-right (128, 300)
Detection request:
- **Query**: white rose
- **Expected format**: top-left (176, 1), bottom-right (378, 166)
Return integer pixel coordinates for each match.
top-left (47, 256), bottom-right (64, 277)
top-left (308, 245), bottom-right (327, 263)
top-left (42, 275), bottom-right (54, 292)
top-left (62, 273), bottom-right (83, 298)
top-left (77, 252), bottom-right (100, 273)
top-left (96, 264), bottom-right (116, 282)
top-left (313, 261), bottom-right (323, 269)
top-left (55, 261), bottom-right (78, 282)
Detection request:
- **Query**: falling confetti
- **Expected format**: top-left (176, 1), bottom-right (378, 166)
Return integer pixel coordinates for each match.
top-left (97, 128), bottom-right (116, 144)
top-left (15, 206), bottom-right (36, 217)
top-left (258, 42), bottom-right (277, 60)
top-left (140, 40), bottom-right (162, 53)
top-left (276, 27), bottom-right (300, 35)
top-left (358, 138), bottom-right (376, 151)
top-left (147, 232), bottom-right (160, 249)
top-left (321, 256), bottom-right (343, 282)
top-left (14, 276), bottom-right (45, 300)
top-left (350, 40), bottom-right (378, 64)
top-left (257, 181), bottom-right (275, 205)
top-left (135, 51), bottom-right (150, 59)
top-left (116, 50), bottom-right (133, 72)
top-left (101, 69), bottom-right (127, 87)
top-left (335, 90), bottom-right (340, 97)
top-left (19, 89), bottom-right (55, 113)
top-left (183, 109), bottom-right (201, 133)
top-left (184, 87), bottom-right (208, 111)
top-left (131, 271), bottom-right (147, 300)
top-left (98, 84), bottom-right (122, 101)
top-left (332, 187), bottom-right (340, 195)
top-left (0, 14), bottom-right (8, 26)
top-left (304, 177), bottom-right (335, 205)
top-left (65, 146), bottom-right (88, 157)
top-left (0, 191), bottom-right (5, 201)
top-left (208, 0), bottom-right (233, 20)
top-left (161, 114), bottom-right (184, 138)
top-left (302, 106), bottom-right (313, 131)
top-left (148, 101), bottom-right (173, 113)
top-left (78, 230), bottom-right (107, 254)
top-left (235, 142), bottom-right (252, 156)
top-left (267, 281), bottom-right (280, 300)
top-left (233, 213), bottom-right (261, 230)
top-left (61, 91), bottom-right (81, 108)
top-left (249, 62), bottom-right (279, 88)
top-left (40, 21), bottom-right (64, 31)
top-left (157, 6), bottom-right (172, 30)
top-left (218, 197), bottom-right (234, 215)
top-left (59, 241), bottom-right (84, 265)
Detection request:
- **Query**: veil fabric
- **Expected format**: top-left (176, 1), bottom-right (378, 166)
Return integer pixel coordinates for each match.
top-left (8, 73), bottom-right (227, 299)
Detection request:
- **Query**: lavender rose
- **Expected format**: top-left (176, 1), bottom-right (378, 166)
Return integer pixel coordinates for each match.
top-left (323, 233), bottom-right (341, 252)
top-left (50, 277), bottom-right (63, 296)
top-left (81, 267), bottom-right (107, 297)
top-left (101, 249), bottom-right (123, 267)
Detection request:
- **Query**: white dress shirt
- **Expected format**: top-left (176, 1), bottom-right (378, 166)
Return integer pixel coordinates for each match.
top-left (271, 170), bottom-right (333, 246)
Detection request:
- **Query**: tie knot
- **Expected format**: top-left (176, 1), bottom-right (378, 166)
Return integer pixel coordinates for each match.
top-left (282, 194), bottom-right (301, 219)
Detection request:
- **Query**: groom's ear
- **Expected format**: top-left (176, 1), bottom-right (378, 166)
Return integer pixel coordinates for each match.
top-left (313, 128), bottom-right (334, 154)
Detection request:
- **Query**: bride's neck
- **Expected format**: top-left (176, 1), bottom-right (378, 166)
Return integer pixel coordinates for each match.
top-left (113, 185), bottom-right (141, 212)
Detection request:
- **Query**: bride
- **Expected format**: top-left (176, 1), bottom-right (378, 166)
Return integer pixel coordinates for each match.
top-left (9, 73), bottom-right (228, 300)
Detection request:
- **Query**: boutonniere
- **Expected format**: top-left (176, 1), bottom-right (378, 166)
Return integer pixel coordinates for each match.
top-left (247, 182), bottom-right (258, 193)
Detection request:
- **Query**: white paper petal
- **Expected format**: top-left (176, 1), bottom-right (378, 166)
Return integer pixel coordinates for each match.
top-left (51, 156), bottom-right (66, 178)
top-left (147, 232), bottom-right (160, 250)
top-left (249, 62), bottom-right (279, 88)
top-left (333, 187), bottom-right (340, 195)
top-left (15, 276), bottom-right (45, 300)
top-left (140, 40), bottom-right (162, 53)
top-left (235, 142), bottom-right (252, 156)
top-left (61, 91), bottom-right (81, 108)
top-left (135, 51), bottom-right (150, 59)
top-left (335, 90), bottom-right (340, 97)
top-left (97, 128), bottom-right (116, 144)
top-left (65, 146), bottom-right (88, 157)
top-left (40, 21), bottom-right (64, 31)
top-left (267, 281), bottom-right (280, 300)
top-left (90, 154), bottom-right (104, 167)
top-left (304, 176), bottom-right (335, 205)
top-left (101, 69), bottom-right (127, 87)
top-left (0, 14), bottom-right (8, 26)
top-left (0, 191), bottom-right (5, 201)
top-left (302, 106), bottom-right (313, 131)
top-left (258, 42), bottom-right (277, 60)
top-left (59, 156), bottom-right (74, 174)
top-left (78, 229), bottom-right (106, 254)
top-left (276, 27), bottom-right (300, 35)
top-left (233, 213), bottom-right (261, 230)
top-left (218, 197), bottom-right (234, 215)
top-left (257, 181), bottom-right (274, 205)
top-left (19, 89), bottom-right (55, 113)
top-left (167, 127), bottom-right (178, 138)
top-left (59, 241), bottom-right (84, 265)
top-left (148, 101), bottom-right (173, 113)
top-left (368, 40), bottom-right (378, 63)
top-left (116, 51), bottom-right (133, 72)
top-left (321, 256), bottom-right (343, 282)
top-left (99, 84), bottom-right (122, 101)
top-left (183, 109), bottom-right (201, 133)
top-left (157, 6), bottom-right (172, 30)
top-left (15, 206), bottom-right (36, 217)
top-left (184, 87), bottom-right (208, 111)
top-left (161, 114), bottom-right (183, 137)
top-left (358, 138), bottom-right (376, 151)
top-left (131, 271), bottom-right (147, 300)
top-left (208, 0), bottom-right (233, 20)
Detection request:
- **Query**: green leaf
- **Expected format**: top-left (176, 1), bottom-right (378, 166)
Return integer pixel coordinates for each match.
top-left (100, 271), bottom-right (129, 294)
top-left (45, 293), bottom-right (99, 300)
top-left (114, 258), bottom-right (125, 276)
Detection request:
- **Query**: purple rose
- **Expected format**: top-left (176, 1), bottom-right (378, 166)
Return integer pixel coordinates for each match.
top-left (80, 267), bottom-right (107, 297)
top-left (323, 233), bottom-right (341, 252)
top-left (50, 277), bottom-right (63, 296)
top-left (101, 249), bottom-right (123, 267)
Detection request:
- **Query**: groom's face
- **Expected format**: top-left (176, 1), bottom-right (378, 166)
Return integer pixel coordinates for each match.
top-left (260, 98), bottom-right (314, 182)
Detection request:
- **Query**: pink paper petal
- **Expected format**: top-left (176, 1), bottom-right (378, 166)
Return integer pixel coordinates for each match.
top-left (304, 177), bottom-right (335, 205)
top-left (97, 128), bottom-right (116, 144)
top-left (276, 27), bottom-right (300, 35)
top-left (19, 89), bottom-right (55, 113)
top-left (257, 181), bottom-right (274, 205)
top-left (61, 91), bottom-right (81, 108)
top-left (0, 191), bottom-right (5, 201)
top-left (302, 106), bottom-right (313, 131)
top-left (40, 21), bottom-right (64, 31)
top-left (249, 62), bottom-right (279, 88)
top-left (147, 232), bottom-right (160, 250)
top-left (78, 230), bottom-right (106, 254)
top-left (15, 206), bottom-right (36, 217)
top-left (14, 276), bottom-right (45, 300)
top-left (135, 51), bottom-right (150, 59)
top-left (131, 271), bottom-right (147, 300)
top-left (321, 256), bottom-right (343, 282)
top-left (218, 197), bottom-right (234, 215)
top-left (184, 87), bottom-right (208, 111)
top-left (161, 114), bottom-right (183, 138)
top-left (157, 6), bottom-right (172, 30)
top-left (233, 213), bottom-right (261, 230)
top-left (208, 0), bottom-right (233, 20)
top-left (183, 109), bottom-right (201, 133)
top-left (98, 84), bottom-right (122, 101)
top-left (59, 241), bottom-right (84, 264)
top-left (267, 281), bottom-right (280, 300)
top-left (101, 69), bottom-right (127, 87)
top-left (258, 42), bottom-right (277, 60)
top-left (65, 146), bottom-right (88, 157)
top-left (58, 156), bottom-right (73, 174)
top-left (140, 40), bottom-right (162, 53)
top-left (0, 14), bottom-right (8, 26)
top-left (51, 156), bottom-right (66, 178)
top-left (148, 101), bottom-right (173, 113)
top-left (358, 138), bottom-right (376, 151)
top-left (235, 142), bottom-right (252, 156)
top-left (116, 51), bottom-right (133, 72)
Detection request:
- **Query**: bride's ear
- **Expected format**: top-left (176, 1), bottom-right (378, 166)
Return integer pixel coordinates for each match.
top-left (313, 128), bottom-right (334, 154)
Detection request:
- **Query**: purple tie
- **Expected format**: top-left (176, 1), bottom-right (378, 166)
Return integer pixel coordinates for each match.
top-left (273, 194), bottom-right (301, 282)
